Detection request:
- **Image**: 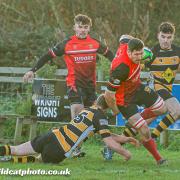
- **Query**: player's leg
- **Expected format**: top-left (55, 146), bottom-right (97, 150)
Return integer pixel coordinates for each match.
top-left (152, 95), bottom-right (180, 138)
top-left (124, 108), bottom-right (165, 164)
top-left (67, 86), bottom-right (84, 119)
top-left (0, 141), bottom-right (38, 163)
top-left (0, 141), bottom-right (36, 156)
top-left (121, 85), bottom-right (167, 164)
top-left (68, 87), bottom-right (91, 157)
top-left (122, 85), bottom-right (167, 138)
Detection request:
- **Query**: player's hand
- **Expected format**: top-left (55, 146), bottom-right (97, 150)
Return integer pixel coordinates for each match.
top-left (23, 71), bottom-right (34, 82)
top-left (124, 150), bottom-right (131, 161)
top-left (128, 137), bottom-right (140, 147)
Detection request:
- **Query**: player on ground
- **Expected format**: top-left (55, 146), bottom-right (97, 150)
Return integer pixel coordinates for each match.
top-left (0, 95), bottom-right (139, 164)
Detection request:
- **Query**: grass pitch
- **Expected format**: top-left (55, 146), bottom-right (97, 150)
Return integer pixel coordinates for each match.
top-left (0, 140), bottom-right (179, 180)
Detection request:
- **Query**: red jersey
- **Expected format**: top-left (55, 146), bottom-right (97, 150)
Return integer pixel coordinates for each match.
top-left (31, 35), bottom-right (114, 89)
top-left (108, 43), bottom-right (141, 106)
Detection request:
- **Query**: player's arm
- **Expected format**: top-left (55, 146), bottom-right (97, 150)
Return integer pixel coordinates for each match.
top-left (105, 63), bottom-right (129, 115)
top-left (97, 41), bottom-right (114, 61)
top-left (103, 136), bottom-right (131, 161)
top-left (95, 115), bottom-right (131, 161)
top-left (23, 40), bottom-right (67, 82)
top-left (110, 133), bottom-right (140, 147)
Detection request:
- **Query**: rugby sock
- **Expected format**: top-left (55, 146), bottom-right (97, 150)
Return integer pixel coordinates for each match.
top-left (0, 145), bottom-right (11, 156)
top-left (142, 138), bottom-right (162, 162)
top-left (151, 114), bottom-right (175, 139)
top-left (12, 156), bottom-right (36, 163)
top-left (123, 127), bottom-right (137, 137)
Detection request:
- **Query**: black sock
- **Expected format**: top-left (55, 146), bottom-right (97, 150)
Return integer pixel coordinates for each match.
top-left (12, 156), bottom-right (36, 163)
top-left (0, 145), bottom-right (11, 156)
top-left (151, 113), bottom-right (175, 139)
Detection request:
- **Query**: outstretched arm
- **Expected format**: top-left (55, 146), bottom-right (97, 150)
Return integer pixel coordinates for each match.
top-left (111, 133), bottom-right (140, 147)
top-left (103, 136), bottom-right (131, 161)
top-left (23, 40), bottom-right (68, 82)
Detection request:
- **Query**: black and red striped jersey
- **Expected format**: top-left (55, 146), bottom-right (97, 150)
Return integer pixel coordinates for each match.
top-left (31, 35), bottom-right (114, 89)
top-left (52, 105), bottom-right (110, 158)
top-left (108, 43), bottom-right (141, 106)
top-left (146, 44), bottom-right (180, 92)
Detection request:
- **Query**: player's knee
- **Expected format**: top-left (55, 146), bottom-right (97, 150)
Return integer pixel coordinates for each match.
top-left (171, 111), bottom-right (180, 120)
top-left (168, 104), bottom-right (180, 120)
top-left (176, 105), bottom-right (180, 119)
top-left (150, 97), bottom-right (167, 115)
top-left (139, 125), bottom-right (150, 141)
top-left (158, 103), bottom-right (167, 114)
top-left (129, 117), bottom-right (150, 140)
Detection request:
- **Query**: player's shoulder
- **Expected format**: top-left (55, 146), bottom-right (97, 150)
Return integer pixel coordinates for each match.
top-left (171, 44), bottom-right (180, 51)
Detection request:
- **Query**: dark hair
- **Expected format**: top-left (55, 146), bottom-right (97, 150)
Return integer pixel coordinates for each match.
top-left (128, 38), bottom-right (144, 52)
top-left (96, 94), bottom-right (108, 109)
top-left (158, 22), bottom-right (175, 34)
top-left (74, 14), bottom-right (92, 26)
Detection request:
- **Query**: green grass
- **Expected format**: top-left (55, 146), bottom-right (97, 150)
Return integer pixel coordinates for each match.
top-left (0, 140), bottom-right (179, 180)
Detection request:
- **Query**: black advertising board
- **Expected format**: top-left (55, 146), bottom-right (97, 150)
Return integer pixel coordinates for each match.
top-left (32, 79), bottom-right (70, 122)
top-left (31, 79), bottom-right (115, 125)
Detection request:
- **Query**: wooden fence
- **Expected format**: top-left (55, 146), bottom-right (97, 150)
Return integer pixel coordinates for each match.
top-left (0, 67), bottom-right (180, 146)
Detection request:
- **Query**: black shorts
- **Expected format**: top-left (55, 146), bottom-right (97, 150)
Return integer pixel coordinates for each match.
top-left (156, 89), bottom-right (173, 101)
top-left (31, 131), bottom-right (66, 163)
top-left (67, 86), bottom-right (96, 107)
top-left (118, 84), bottom-right (159, 119)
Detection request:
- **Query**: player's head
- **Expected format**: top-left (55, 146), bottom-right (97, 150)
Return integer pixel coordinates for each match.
top-left (96, 94), bottom-right (108, 110)
top-left (127, 38), bottom-right (144, 64)
top-left (157, 22), bottom-right (175, 50)
top-left (73, 14), bottom-right (92, 39)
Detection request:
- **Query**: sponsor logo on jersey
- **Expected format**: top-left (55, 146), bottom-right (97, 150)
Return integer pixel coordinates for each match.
top-left (74, 56), bottom-right (94, 62)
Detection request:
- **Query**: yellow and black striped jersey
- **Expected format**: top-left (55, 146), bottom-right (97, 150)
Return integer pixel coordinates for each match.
top-left (146, 44), bottom-right (180, 92)
top-left (52, 105), bottom-right (111, 158)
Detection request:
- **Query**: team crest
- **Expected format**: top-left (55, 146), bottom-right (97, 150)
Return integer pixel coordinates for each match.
top-left (162, 68), bottom-right (174, 83)
top-left (89, 44), bottom-right (93, 48)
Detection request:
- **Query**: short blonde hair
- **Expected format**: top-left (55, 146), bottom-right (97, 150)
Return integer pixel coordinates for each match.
top-left (74, 14), bottom-right (92, 26)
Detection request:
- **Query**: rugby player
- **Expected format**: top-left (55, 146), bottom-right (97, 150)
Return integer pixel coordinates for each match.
top-left (23, 14), bottom-right (114, 120)
top-left (148, 22), bottom-right (180, 138)
top-left (23, 14), bottom-right (114, 157)
top-left (0, 94), bottom-right (139, 164)
top-left (104, 35), bottom-right (167, 165)
top-left (123, 23), bottom-right (180, 139)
